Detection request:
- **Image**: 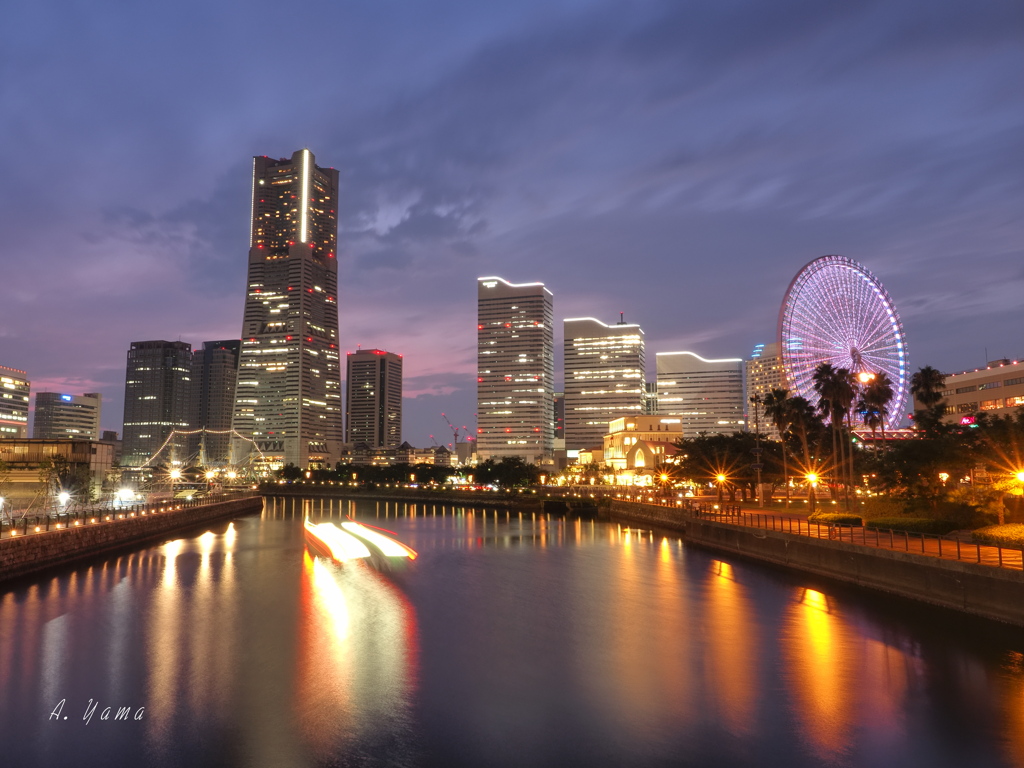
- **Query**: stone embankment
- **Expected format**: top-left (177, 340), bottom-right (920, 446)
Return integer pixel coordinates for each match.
top-left (0, 495), bottom-right (264, 584)
top-left (264, 483), bottom-right (546, 511)
top-left (609, 499), bottom-right (1024, 627)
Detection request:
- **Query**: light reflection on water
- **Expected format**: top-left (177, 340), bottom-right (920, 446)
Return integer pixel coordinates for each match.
top-left (0, 499), bottom-right (1021, 767)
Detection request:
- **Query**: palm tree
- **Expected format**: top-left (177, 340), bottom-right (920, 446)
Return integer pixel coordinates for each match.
top-left (762, 388), bottom-right (793, 504)
top-left (786, 394), bottom-right (824, 514)
top-left (813, 363), bottom-right (856, 509)
top-left (910, 365), bottom-right (947, 434)
top-left (862, 371), bottom-right (895, 445)
top-left (911, 365), bottom-right (945, 406)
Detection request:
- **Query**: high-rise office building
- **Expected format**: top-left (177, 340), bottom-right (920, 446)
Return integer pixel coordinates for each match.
top-left (231, 149), bottom-right (342, 470)
top-left (33, 392), bottom-right (102, 441)
top-left (476, 277), bottom-right (554, 464)
top-left (563, 317), bottom-right (645, 451)
top-left (656, 351), bottom-right (745, 436)
top-left (345, 349), bottom-right (402, 449)
top-left (190, 340), bottom-right (241, 465)
top-left (0, 365), bottom-right (30, 438)
top-left (745, 342), bottom-right (787, 440)
top-left (122, 341), bottom-right (193, 467)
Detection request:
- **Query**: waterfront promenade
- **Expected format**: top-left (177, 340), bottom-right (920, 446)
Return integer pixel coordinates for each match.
top-left (0, 492), bottom-right (264, 583)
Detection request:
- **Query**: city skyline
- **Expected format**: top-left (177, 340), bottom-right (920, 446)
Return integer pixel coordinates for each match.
top-left (2, 0), bottom-right (1021, 448)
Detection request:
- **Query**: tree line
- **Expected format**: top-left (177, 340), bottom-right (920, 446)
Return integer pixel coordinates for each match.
top-left (672, 363), bottom-right (1023, 524)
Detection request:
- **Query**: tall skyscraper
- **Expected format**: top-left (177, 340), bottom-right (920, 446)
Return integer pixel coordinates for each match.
top-left (656, 351), bottom-right (745, 436)
top-left (563, 317), bottom-right (646, 451)
top-left (190, 340), bottom-right (241, 465)
top-left (0, 365), bottom-right (30, 438)
top-left (745, 342), bottom-right (787, 440)
top-left (231, 149), bottom-right (342, 470)
top-left (476, 277), bottom-right (554, 464)
top-left (122, 341), bottom-right (192, 467)
top-left (345, 349), bottom-right (403, 449)
top-left (33, 392), bottom-right (102, 441)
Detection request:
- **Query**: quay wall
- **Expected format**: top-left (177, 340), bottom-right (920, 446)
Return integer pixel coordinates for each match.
top-left (264, 484), bottom-right (544, 510)
top-left (0, 496), bottom-right (264, 584)
top-left (609, 500), bottom-right (1024, 627)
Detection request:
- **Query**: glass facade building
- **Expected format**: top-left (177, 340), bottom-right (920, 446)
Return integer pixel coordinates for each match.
top-left (345, 349), bottom-right (403, 449)
top-left (231, 150), bottom-right (342, 470)
top-left (190, 340), bottom-right (241, 465)
top-left (121, 341), bottom-right (193, 467)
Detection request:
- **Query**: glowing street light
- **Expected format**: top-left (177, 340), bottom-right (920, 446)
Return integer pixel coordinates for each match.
top-left (716, 474), bottom-right (727, 504)
top-left (58, 491), bottom-right (71, 506)
top-left (805, 472), bottom-right (818, 514)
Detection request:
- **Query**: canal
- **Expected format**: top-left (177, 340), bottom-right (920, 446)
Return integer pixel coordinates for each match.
top-left (1, 496), bottom-right (1022, 767)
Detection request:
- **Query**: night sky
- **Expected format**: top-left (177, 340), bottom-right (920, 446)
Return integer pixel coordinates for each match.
top-left (2, 0), bottom-right (1021, 448)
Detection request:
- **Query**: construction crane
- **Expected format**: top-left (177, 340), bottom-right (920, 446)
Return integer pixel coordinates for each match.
top-left (441, 413), bottom-right (467, 448)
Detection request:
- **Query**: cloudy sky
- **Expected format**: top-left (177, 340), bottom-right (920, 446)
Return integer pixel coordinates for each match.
top-left (2, 0), bottom-right (1021, 447)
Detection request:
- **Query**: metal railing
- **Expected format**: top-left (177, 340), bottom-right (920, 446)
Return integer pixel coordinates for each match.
top-left (686, 502), bottom-right (1024, 572)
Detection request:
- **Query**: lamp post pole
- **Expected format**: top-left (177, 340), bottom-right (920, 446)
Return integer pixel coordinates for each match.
top-left (751, 394), bottom-right (764, 508)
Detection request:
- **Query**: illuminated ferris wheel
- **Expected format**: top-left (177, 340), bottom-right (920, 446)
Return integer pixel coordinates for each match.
top-left (778, 255), bottom-right (909, 429)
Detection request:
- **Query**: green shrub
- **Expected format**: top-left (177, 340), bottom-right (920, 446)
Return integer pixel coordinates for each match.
top-left (972, 525), bottom-right (1024, 549)
top-left (903, 500), bottom-right (987, 528)
top-left (856, 497), bottom-right (909, 518)
top-left (808, 512), bottom-right (863, 526)
top-left (865, 517), bottom-right (959, 535)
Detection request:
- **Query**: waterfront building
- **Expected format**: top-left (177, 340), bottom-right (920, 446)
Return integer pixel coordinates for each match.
top-left (601, 415), bottom-right (683, 475)
top-left (745, 342), bottom-right (787, 440)
top-left (0, 439), bottom-right (114, 509)
top-left (32, 392), bottom-right (102, 441)
top-left (345, 349), bottom-right (403, 449)
top-left (189, 340), bottom-right (241, 465)
top-left (476, 277), bottom-right (554, 465)
top-left (231, 149), bottom-right (343, 470)
top-left (914, 358), bottom-right (1024, 426)
top-left (0, 366), bottom-right (30, 438)
top-left (656, 351), bottom-right (745, 436)
top-left (121, 340), bottom-right (193, 468)
top-left (563, 317), bottom-right (645, 452)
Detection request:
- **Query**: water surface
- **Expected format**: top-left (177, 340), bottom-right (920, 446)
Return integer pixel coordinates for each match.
top-left (1, 497), bottom-right (1022, 767)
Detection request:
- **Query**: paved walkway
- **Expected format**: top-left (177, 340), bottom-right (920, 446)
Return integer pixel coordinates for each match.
top-left (696, 506), bottom-right (1024, 571)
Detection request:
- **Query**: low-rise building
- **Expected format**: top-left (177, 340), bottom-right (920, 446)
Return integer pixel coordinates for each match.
top-left (602, 415), bottom-right (683, 471)
top-left (0, 439), bottom-right (115, 512)
top-left (914, 359), bottom-right (1024, 425)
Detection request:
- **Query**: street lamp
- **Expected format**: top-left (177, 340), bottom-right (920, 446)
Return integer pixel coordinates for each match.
top-left (716, 474), bottom-right (727, 504)
top-left (169, 469), bottom-right (182, 499)
top-left (805, 472), bottom-right (818, 515)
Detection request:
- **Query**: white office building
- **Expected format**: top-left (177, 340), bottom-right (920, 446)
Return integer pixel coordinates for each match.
top-left (476, 277), bottom-right (554, 464)
top-left (656, 351), bottom-right (745, 436)
top-left (563, 317), bottom-right (645, 451)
